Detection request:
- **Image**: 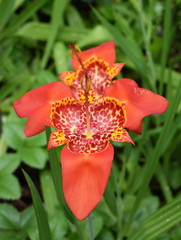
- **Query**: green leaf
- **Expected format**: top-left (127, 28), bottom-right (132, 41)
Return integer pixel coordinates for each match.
top-left (65, 4), bottom-right (85, 28)
top-left (49, 209), bottom-right (69, 239)
top-left (98, 229), bottom-right (115, 240)
top-left (0, 230), bottom-right (26, 240)
top-left (53, 42), bottom-right (69, 73)
top-left (104, 176), bottom-right (117, 216)
top-left (0, 0), bottom-right (15, 32)
top-left (40, 170), bottom-right (58, 216)
top-left (0, 204), bottom-right (19, 229)
top-left (3, 122), bottom-right (24, 150)
top-left (91, 6), bottom-right (147, 77)
top-left (35, 69), bottom-right (58, 86)
top-left (20, 206), bottom-right (37, 231)
top-left (129, 194), bottom-right (181, 240)
top-left (41, 0), bottom-right (70, 69)
top-left (159, 0), bottom-right (172, 94)
top-left (15, 22), bottom-right (89, 42)
top-left (0, 174), bottom-right (21, 199)
top-left (23, 170), bottom-right (52, 240)
top-left (45, 127), bottom-right (75, 223)
top-left (77, 25), bottom-right (112, 48)
top-left (25, 132), bottom-right (47, 147)
top-left (19, 147), bottom-right (47, 169)
top-left (0, 153), bottom-right (20, 173)
top-left (0, 0), bottom-right (48, 41)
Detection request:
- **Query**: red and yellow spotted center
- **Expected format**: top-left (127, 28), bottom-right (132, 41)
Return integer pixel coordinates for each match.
top-left (50, 95), bottom-right (126, 154)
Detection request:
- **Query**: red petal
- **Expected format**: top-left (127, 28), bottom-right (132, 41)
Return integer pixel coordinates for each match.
top-left (107, 63), bottom-right (125, 78)
top-left (61, 143), bottom-right (114, 220)
top-left (13, 81), bottom-right (74, 118)
top-left (104, 79), bottom-right (168, 134)
top-left (13, 82), bottom-right (75, 137)
top-left (72, 41), bottom-right (116, 70)
top-left (24, 115), bottom-right (45, 137)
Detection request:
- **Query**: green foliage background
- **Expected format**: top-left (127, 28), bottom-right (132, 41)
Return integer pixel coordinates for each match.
top-left (0, 0), bottom-right (181, 239)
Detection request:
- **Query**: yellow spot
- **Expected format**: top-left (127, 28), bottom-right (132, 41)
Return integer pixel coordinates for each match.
top-left (54, 132), bottom-right (66, 142)
top-left (78, 93), bottom-right (86, 104)
top-left (111, 129), bottom-right (123, 139)
top-left (86, 130), bottom-right (93, 139)
top-left (63, 73), bottom-right (76, 86)
top-left (106, 66), bottom-right (117, 78)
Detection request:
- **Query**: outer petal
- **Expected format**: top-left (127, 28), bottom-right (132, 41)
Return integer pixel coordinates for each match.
top-left (61, 143), bottom-right (114, 220)
top-left (13, 81), bottom-right (75, 137)
top-left (111, 128), bottom-right (135, 145)
top-left (13, 81), bottom-right (74, 117)
top-left (106, 63), bottom-right (125, 78)
top-left (72, 41), bottom-right (116, 70)
top-left (24, 115), bottom-right (45, 137)
top-left (104, 78), bottom-right (168, 134)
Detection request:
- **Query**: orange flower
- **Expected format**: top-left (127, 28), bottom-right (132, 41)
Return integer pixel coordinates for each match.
top-left (13, 41), bottom-right (168, 220)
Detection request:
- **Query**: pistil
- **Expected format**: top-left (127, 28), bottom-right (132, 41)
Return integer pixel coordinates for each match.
top-left (69, 43), bottom-right (93, 139)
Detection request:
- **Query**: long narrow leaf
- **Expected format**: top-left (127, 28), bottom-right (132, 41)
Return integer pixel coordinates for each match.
top-left (129, 194), bottom-right (181, 240)
top-left (41, 0), bottom-right (70, 69)
top-left (0, 0), bottom-right (47, 41)
top-left (45, 127), bottom-right (75, 223)
top-left (159, 0), bottom-right (172, 94)
top-left (23, 170), bottom-right (52, 240)
top-left (91, 6), bottom-right (147, 78)
top-left (0, 0), bottom-right (15, 32)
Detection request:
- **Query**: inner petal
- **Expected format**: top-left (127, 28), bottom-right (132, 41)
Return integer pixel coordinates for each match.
top-left (50, 96), bottom-right (127, 154)
top-left (90, 97), bottom-right (126, 135)
top-left (50, 98), bottom-right (86, 135)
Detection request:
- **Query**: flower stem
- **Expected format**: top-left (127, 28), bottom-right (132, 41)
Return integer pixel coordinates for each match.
top-left (88, 214), bottom-right (94, 240)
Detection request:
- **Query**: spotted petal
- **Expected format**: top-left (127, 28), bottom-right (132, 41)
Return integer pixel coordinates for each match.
top-left (59, 71), bottom-right (76, 87)
top-left (13, 81), bottom-right (75, 137)
top-left (71, 41), bottom-right (116, 70)
top-left (48, 131), bottom-right (67, 150)
top-left (104, 78), bottom-right (168, 133)
top-left (61, 143), bottom-right (114, 220)
top-left (111, 128), bottom-right (134, 144)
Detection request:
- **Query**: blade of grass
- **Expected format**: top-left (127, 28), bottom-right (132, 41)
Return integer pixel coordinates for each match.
top-left (0, 0), bottom-right (15, 32)
top-left (91, 6), bottom-right (147, 79)
top-left (45, 127), bottom-right (74, 223)
top-left (0, 0), bottom-right (47, 41)
top-left (15, 22), bottom-right (89, 42)
top-left (104, 177), bottom-right (117, 216)
top-left (41, 0), bottom-right (70, 69)
top-left (129, 194), bottom-right (181, 240)
top-left (40, 170), bottom-right (58, 217)
top-left (23, 170), bottom-right (52, 240)
top-left (159, 0), bottom-right (172, 94)
top-left (155, 163), bottom-right (173, 202)
top-left (0, 70), bottom-right (31, 102)
top-left (53, 42), bottom-right (69, 73)
top-left (124, 77), bottom-right (181, 236)
top-left (138, 0), bottom-right (156, 91)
